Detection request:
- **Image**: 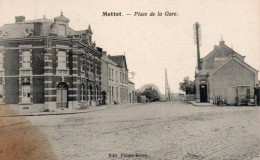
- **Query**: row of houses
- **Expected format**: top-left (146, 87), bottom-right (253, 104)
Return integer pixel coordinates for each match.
top-left (0, 13), bottom-right (135, 110)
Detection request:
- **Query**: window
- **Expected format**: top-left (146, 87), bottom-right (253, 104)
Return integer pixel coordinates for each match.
top-left (0, 50), bottom-right (3, 70)
top-left (112, 69), bottom-right (114, 81)
top-left (58, 24), bottom-right (66, 36)
top-left (116, 87), bottom-right (118, 100)
top-left (57, 51), bottom-right (66, 70)
top-left (116, 71), bottom-right (118, 82)
top-left (81, 59), bottom-right (85, 72)
top-left (22, 51), bottom-right (30, 69)
top-left (214, 57), bottom-right (226, 61)
top-left (109, 68), bottom-right (111, 80)
top-left (111, 86), bottom-right (114, 101)
top-left (81, 84), bottom-right (85, 101)
top-left (96, 65), bottom-right (99, 75)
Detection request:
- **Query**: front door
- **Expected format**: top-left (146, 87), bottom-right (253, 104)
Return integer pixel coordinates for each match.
top-left (57, 83), bottom-right (68, 108)
top-left (200, 85), bottom-right (208, 102)
top-left (22, 84), bottom-right (31, 103)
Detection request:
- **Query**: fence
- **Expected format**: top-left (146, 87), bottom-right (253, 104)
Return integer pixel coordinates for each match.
top-left (170, 94), bottom-right (196, 101)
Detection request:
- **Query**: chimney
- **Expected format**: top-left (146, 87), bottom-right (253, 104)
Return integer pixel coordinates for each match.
top-left (219, 36), bottom-right (225, 45)
top-left (219, 40), bottom-right (225, 45)
top-left (214, 45), bottom-right (217, 49)
top-left (103, 51), bottom-right (107, 56)
top-left (15, 16), bottom-right (25, 23)
top-left (96, 47), bottom-right (103, 53)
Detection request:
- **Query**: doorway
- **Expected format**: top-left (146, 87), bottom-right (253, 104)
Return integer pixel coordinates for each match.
top-left (200, 85), bottom-right (208, 102)
top-left (57, 82), bottom-right (68, 108)
top-left (22, 83), bottom-right (31, 103)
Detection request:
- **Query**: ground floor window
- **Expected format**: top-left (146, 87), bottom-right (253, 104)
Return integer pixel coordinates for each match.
top-left (81, 83), bottom-right (85, 102)
top-left (116, 87), bottom-right (118, 100)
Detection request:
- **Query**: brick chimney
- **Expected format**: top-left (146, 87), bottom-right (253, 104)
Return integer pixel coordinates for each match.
top-left (15, 16), bottom-right (25, 23)
top-left (219, 40), bottom-right (225, 45)
top-left (96, 47), bottom-right (103, 53)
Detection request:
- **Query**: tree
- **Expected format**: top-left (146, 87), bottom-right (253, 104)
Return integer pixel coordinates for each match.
top-left (179, 76), bottom-right (195, 94)
top-left (142, 87), bottom-right (160, 102)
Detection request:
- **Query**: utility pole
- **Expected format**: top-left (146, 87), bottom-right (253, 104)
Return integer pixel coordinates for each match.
top-left (193, 22), bottom-right (202, 70)
top-left (165, 68), bottom-right (169, 101)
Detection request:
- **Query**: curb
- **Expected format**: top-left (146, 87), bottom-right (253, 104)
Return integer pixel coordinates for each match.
top-left (0, 107), bottom-right (110, 117)
top-left (188, 101), bottom-right (216, 106)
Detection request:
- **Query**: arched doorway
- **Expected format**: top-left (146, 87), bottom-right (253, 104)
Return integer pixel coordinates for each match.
top-left (57, 82), bottom-right (68, 108)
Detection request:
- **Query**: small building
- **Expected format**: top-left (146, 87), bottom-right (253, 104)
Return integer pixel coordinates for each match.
top-left (0, 13), bottom-right (103, 110)
top-left (128, 80), bottom-right (135, 103)
top-left (195, 39), bottom-right (259, 105)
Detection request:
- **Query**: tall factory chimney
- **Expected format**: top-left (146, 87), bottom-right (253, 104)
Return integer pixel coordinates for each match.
top-left (193, 22), bottom-right (202, 70)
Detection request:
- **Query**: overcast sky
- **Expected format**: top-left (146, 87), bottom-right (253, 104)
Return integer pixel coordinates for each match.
top-left (0, 0), bottom-right (259, 94)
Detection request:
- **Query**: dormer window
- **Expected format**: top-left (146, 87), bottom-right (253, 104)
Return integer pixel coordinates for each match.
top-left (81, 34), bottom-right (86, 41)
top-left (58, 24), bottom-right (66, 36)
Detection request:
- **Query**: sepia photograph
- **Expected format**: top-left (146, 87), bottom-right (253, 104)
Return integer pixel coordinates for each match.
top-left (0, 0), bottom-right (259, 159)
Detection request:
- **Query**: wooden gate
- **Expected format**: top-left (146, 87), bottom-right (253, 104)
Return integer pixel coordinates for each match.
top-left (57, 82), bottom-right (68, 108)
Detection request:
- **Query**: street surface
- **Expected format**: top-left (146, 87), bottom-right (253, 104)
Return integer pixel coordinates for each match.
top-left (1, 101), bottom-right (260, 160)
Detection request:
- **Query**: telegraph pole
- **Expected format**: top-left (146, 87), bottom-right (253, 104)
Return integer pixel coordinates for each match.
top-left (194, 22), bottom-right (202, 70)
top-left (165, 68), bottom-right (169, 101)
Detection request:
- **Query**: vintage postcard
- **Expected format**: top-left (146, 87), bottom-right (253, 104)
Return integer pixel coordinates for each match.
top-left (0, 0), bottom-right (259, 159)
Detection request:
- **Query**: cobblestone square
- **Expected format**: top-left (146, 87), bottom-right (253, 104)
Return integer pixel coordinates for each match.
top-left (24, 102), bottom-right (260, 160)
top-left (1, 102), bottom-right (259, 159)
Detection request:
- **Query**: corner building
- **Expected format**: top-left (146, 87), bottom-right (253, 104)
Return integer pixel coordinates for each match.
top-left (0, 13), bottom-right (102, 109)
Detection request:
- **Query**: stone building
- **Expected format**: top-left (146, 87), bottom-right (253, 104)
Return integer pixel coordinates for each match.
top-left (101, 55), bottom-right (129, 104)
top-left (195, 39), bottom-right (259, 105)
top-left (0, 13), bottom-right (103, 109)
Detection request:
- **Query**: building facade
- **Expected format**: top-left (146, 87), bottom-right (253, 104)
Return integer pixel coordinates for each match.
top-left (0, 13), bottom-right (103, 109)
top-left (128, 80), bottom-right (135, 103)
top-left (101, 55), bottom-right (130, 104)
top-left (195, 39), bottom-right (259, 105)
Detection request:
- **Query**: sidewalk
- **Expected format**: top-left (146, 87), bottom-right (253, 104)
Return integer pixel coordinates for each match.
top-left (0, 105), bottom-right (111, 117)
top-left (188, 101), bottom-right (216, 106)
top-left (0, 103), bottom-right (140, 117)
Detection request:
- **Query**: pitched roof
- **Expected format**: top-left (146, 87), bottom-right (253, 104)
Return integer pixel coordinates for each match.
top-left (209, 55), bottom-right (258, 76)
top-left (108, 55), bottom-right (128, 70)
top-left (20, 18), bottom-right (53, 23)
top-left (202, 40), bottom-right (245, 61)
top-left (101, 55), bottom-right (117, 66)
